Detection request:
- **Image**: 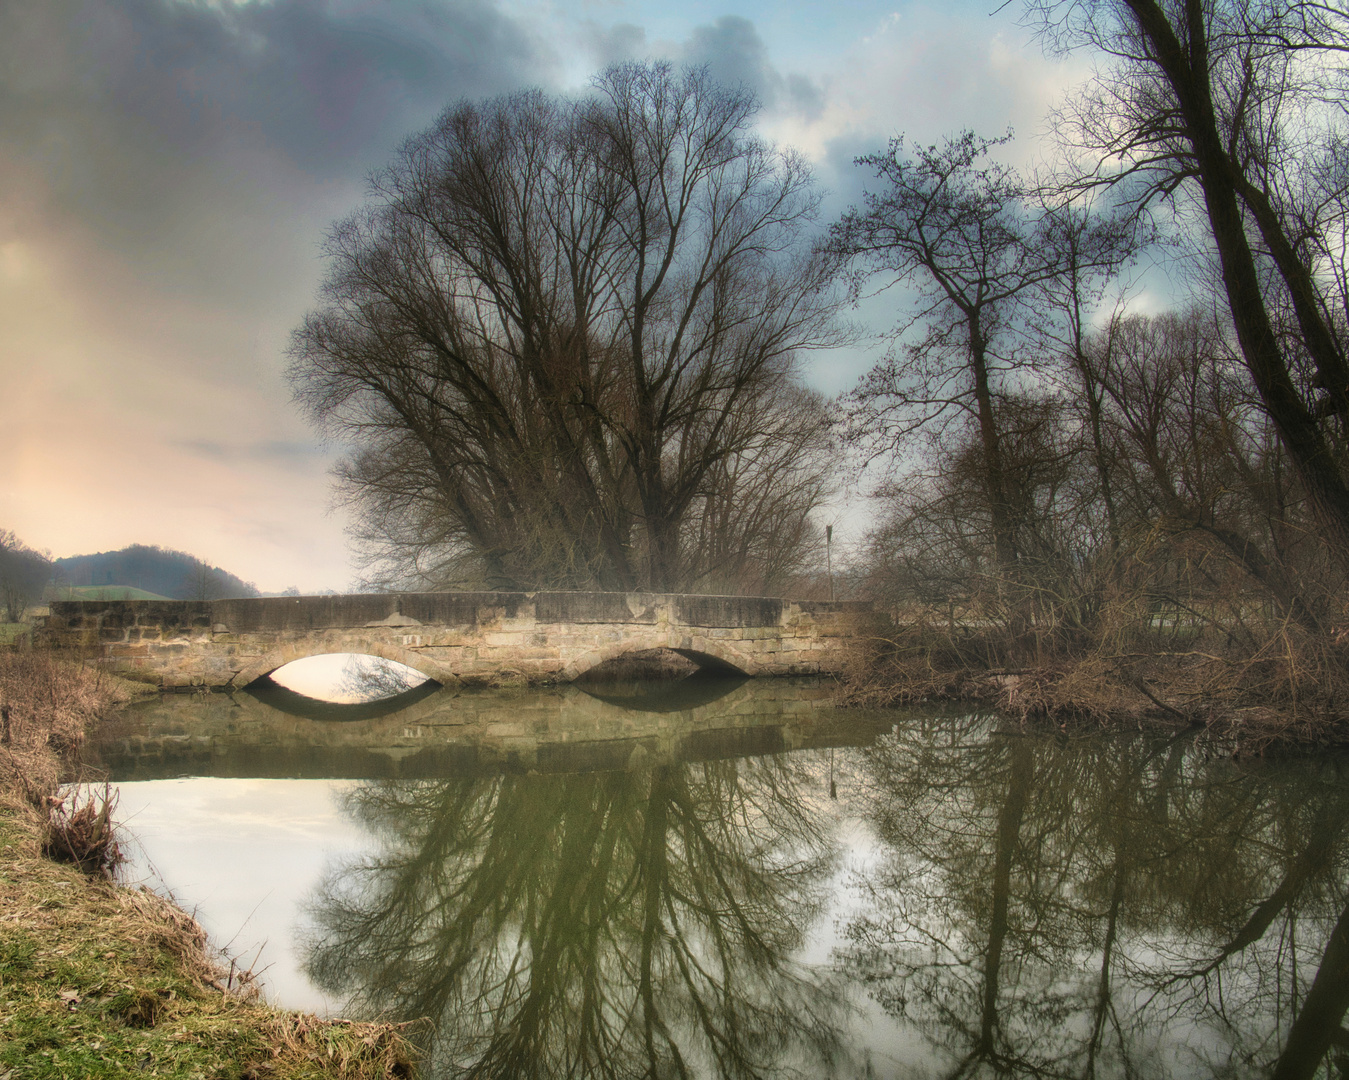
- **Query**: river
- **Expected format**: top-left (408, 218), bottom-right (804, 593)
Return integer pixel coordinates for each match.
top-left (87, 675), bottom-right (1349, 1079)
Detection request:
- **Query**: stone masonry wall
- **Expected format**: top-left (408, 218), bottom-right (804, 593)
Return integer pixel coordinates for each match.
top-left (37, 592), bottom-right (872, 689)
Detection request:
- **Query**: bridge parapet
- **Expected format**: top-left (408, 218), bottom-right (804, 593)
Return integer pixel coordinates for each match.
top-left (37, 592), bottom-right (872, 689)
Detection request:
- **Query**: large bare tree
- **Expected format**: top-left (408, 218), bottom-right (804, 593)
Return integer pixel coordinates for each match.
top-left (289, 63), bottom-right (841, 594)
top-left (0, 530), bottom-right (50, 624)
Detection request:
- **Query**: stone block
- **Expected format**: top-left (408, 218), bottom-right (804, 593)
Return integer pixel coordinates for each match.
top-left (492, 647), bottom-right (560, 662)
top-left (213, 594), bottom-right (397, 633)
top-left (534, 592), bottom-right (659, 625)
top-left (402, 592), bottom-right (528, 625)
top-left (675, 595), bottom-right (783, 629)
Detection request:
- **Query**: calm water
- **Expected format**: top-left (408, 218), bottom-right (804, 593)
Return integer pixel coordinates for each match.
top-left (89, 678), bottom-right (1349, 1079)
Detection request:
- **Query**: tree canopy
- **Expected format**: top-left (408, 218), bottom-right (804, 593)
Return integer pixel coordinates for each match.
top-left (290, 62), bottom-right (842, 595)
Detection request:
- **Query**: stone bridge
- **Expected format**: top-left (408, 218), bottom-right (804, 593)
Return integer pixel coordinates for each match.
top-left (38, 592), bottom-right (871, 689)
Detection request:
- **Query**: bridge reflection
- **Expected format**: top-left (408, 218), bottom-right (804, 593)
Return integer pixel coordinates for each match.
top-left (246, 674), bottom-right (443, 722)
top-left (88, 678), bottom-right (895, 781)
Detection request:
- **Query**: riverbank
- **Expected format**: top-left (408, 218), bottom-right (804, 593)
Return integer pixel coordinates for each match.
top-left (839, 621), bottom-right (1349, 752)
top-left (0, 651), bottom-right (418, 1078)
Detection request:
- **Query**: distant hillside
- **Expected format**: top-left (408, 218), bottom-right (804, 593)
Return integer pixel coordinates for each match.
top-left (53, 545), bottom-right (260, 601)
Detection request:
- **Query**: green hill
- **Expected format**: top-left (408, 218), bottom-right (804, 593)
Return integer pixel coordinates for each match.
top-left (53, 545), bottom-right (259, 601)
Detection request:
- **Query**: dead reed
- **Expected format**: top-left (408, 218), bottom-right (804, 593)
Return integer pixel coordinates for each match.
top-left (842, 588), bottom-right (1349, 754)
top-left (41, 782), bottom-right (124, 877)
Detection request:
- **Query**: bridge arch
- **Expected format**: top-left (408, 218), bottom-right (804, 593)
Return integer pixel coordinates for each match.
top-left (559, 634), bottom-right (760, 682)
top-left (229, 639), bottom-right (458, 691)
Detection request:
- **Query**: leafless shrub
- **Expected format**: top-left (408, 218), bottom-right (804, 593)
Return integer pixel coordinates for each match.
top-left (42, 783), bottom-right (124, 877)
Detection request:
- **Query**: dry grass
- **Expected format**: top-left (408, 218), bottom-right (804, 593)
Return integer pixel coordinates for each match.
top-left (0, 651), bottom-right (138, 797)
top-left (0, 650), bottom-right (422, 1078)
top-left (840, 601), bottom-right (1349, 754)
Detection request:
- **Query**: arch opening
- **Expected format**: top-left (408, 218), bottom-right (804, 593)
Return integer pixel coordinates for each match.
top-left (247, 654), bottom-right (441, 719)
top-left (566, 641), bottom-right (755, 684)
top-left (574, 647), bottom-right (749, 713)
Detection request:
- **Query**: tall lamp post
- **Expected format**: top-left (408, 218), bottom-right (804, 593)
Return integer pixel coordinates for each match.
top-left (826, 525), bottom-right (834, 602)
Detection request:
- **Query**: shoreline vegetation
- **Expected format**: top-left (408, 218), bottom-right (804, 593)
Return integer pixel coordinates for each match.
top-left (0, 650), bottom-right (419, 1079)
top-left (838, 603), bottom-right (1349, 753)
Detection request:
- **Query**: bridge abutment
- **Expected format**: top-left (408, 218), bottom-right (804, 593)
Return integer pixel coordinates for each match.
top-left (36, 592), bottom-right (871, 689)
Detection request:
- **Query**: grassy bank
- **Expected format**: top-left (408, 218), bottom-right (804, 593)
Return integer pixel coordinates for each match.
top-left (0, 652), bottom-right (419, 1078)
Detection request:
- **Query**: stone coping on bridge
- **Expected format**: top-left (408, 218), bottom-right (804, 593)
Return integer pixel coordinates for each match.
top-left (38, 591), bottom-right (873, 688)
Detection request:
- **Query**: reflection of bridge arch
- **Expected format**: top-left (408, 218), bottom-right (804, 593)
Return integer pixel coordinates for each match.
top-left (559, 634), bottom-right (758, 681)
top-left (89, 679), bottom-right (897, 781)
top-left (231, 640), bottom-right (456, 691)
top-left (244, 673), bottom-right (443, 722)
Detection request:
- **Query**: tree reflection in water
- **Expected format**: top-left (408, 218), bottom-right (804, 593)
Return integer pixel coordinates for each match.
top-left (842, 714), bottom-right (1349, 1078)
top-left (302, 757), bottom-right (847, 1079)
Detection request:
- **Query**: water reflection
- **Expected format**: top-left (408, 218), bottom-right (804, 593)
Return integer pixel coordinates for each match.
top-left (89, 679), bottom-right (887, 781)
top-left (842, 716), bottom-right (1349, 1078)
top-left (100, 686), bottom-right (1349, 1078)
top-left (575, 671), bottom-right (750, 713)
top-left (302, 758), bottom-right (848, 1078)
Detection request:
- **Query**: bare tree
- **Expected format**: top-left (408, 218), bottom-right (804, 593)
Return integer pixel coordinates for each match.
top-left (290, 63), bottom-right (842, 594)
top-left (1089, 307), bottom-right (1342, 636)
top-left (186, 559), bottom-right (224, 602)
top-left (0, 530), bottom-right (51, 624)
top-left (1027, 198), bottom-right (1142, 551)
top-left (830, 132), bottom-right (1041, 570)
top-left (830, 133), bottom-right (1133, 575)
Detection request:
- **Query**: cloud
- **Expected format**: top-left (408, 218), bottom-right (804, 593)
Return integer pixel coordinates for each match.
top-left (575, 14), bottom-right (824, 123)
top-left (681, 16), bottom-right (824, 120)
top-left (583, 21), bottom-right (650, 71)
top-left (0, 0), bottom-right (553, 296)
top-left (0, 0), bottom-right (555, 591)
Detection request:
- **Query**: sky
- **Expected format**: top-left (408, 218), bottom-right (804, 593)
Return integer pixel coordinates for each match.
top-left (0, 0), bottom-right (1093, 593)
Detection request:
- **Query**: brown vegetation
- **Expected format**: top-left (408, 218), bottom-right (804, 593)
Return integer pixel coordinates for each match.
top-left (841, 577), bottom-right (1349, 753)
top-left (41, 783), bottom-right (124, 877)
